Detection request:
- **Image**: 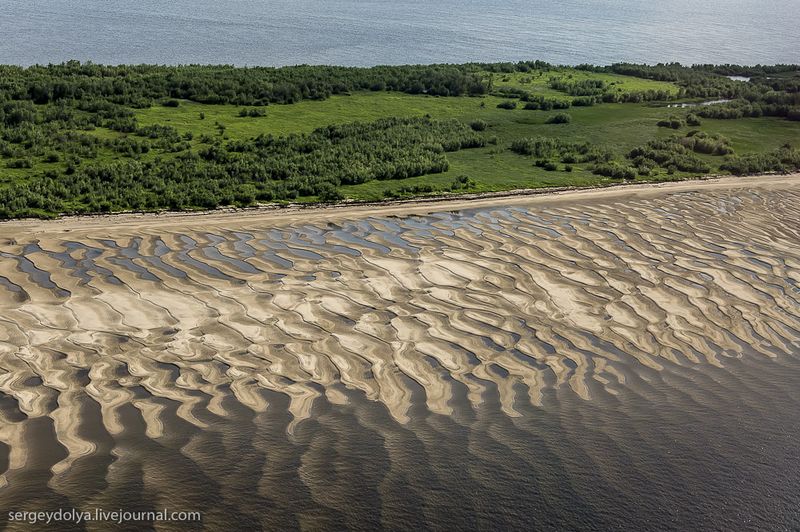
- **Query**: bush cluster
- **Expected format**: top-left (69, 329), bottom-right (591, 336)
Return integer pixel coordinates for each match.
top-left (592, 162), bottom-right (637, 180)
top-left (657, 116), bottom-right (684, 129)
top-left (627, 136), bottom-right (714, 173)
top-left (238, 107), bottom-right (267, 118)
top-left (0, 116), bottom-right (486, 217)
top-left (545, 113), bottom-right (572, 124)
top-left (720, 145), bottom-right (800, 175)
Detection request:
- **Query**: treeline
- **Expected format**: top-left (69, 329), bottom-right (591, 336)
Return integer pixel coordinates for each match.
top-left (694, 99), bottom-right (800, 120)
top-left (478, 61), bottom-right (555, 73)
top-left (2, 60), bottom-right (796, 118)
top-left (8, 60), bottom-right (794, 109)
top-left (483, 60), bottom-right (800, 80)
top-left (0, 62), bottom-right (490, 107)
top-left (0, 117), bottom-right (487, 218)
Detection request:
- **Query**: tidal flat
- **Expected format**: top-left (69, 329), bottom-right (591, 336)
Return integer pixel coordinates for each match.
top-left (0, 176), bottom-right (799, 530)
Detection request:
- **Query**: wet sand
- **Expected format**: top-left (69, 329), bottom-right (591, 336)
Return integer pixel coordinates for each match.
top-left (0, 175), bottom-right (798, 530)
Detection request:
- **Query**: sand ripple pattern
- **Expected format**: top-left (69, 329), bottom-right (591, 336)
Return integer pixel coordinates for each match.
top-left (0, 182), bottom-right (799, 526)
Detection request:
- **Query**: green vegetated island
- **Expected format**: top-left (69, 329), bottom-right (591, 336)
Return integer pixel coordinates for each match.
top-left (0, 61), bottom-right (799, 218)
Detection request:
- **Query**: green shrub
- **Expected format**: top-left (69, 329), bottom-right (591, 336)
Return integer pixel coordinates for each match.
top-left (720, 146), bottom-right (800, 175)
top-left (450, 175), bottom-right (476, 190)
top-left (592, 162), bottom-right (637, 180)
top-left (679, 132), bottom-right (733, 155)
top-left (571, 96), bottom-right (596, 107)
top-left (470, 119), bottom-right (488, 131)
top-left (510, 137), bottom-right (589, 158)
top-left (546, 113), bottom-right (572, 124)
top-left (238, 107), bottom-right (267, 118)
top-left (6, 158), bottom-right (33, 169)
top-left (317, 183), bottom-right (344, 202)
top-left (657, 116), bottom-right (684, 129)
top-left (627, 138), bottom-right (711, 173)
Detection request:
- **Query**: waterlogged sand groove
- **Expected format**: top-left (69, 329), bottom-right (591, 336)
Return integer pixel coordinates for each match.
top-left (0, 175), bottom-right (799, 529)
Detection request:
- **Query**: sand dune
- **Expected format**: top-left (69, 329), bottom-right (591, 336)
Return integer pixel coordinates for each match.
top-left (0, 175), bottom-right (799, 524)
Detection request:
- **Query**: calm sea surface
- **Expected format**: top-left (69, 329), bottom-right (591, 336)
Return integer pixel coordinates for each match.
top-left (0, 0), bottom-right (798, 66)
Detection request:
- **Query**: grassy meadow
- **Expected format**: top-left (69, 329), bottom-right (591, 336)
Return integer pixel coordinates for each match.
top-left (128, 90), bottom-right (799, 201)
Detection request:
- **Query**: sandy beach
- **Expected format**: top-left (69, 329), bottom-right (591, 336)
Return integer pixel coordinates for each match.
top-left (0, 173), bottom-right (798, 528)
top-left (2, 173), bottom-right (797, 237)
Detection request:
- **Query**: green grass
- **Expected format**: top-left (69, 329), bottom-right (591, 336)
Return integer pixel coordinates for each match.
top-left (134, 93), bottom-right (506, 137)
top-left (128, 92), bottom-right (800, 201)
top-left (131, 93), bottom-right (797, 149)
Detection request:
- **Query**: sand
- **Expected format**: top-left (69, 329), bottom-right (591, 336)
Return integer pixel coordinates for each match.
top-left (0, 174), bottom-right (798, 489)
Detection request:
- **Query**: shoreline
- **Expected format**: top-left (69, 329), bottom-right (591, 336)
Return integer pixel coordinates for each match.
top-left (1, 173), bottom-right (797, 237)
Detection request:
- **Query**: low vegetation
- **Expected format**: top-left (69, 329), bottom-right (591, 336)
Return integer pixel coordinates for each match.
top-left (0, 60), bottom-right (798, 218)
top-left (546, 113), bottom-right (572, 124)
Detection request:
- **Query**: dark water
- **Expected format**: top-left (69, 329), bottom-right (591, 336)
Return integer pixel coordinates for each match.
top-left (3, 356), bottom-right (799, 530)
top-left (1, 0), bottom-right (798, 66)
